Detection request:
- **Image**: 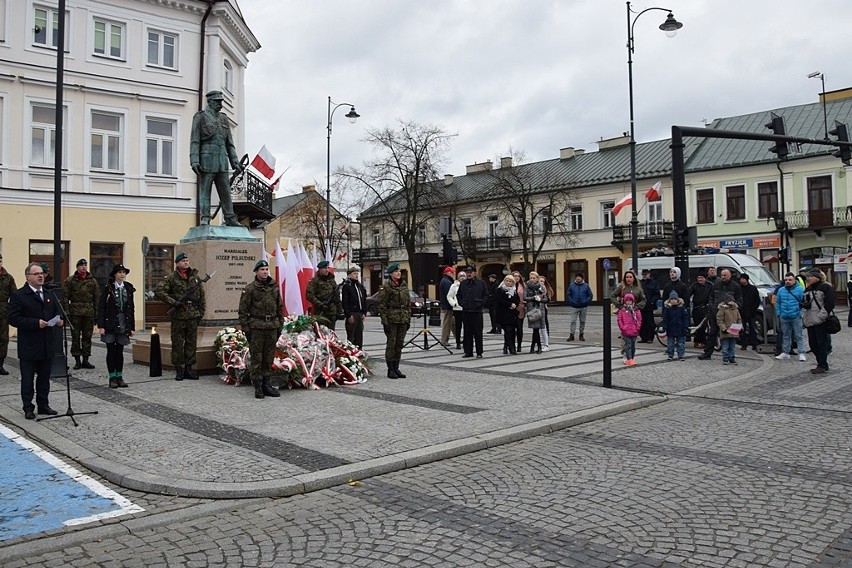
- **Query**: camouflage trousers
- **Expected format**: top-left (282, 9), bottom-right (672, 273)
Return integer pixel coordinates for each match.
top-left (170, 318), bottom-right (199, 367)
top-left (249, 328), bottom-right (279, 381)
top-left (69, 315), bottom-right (94, 358)
top-left (0, 317), bottom-right (7, 360)
top-left (384, 323), bottom-right (409, 362)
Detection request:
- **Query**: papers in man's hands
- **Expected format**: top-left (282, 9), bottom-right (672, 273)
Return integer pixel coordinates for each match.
top-left (46, 315), bottom-right (62, 327)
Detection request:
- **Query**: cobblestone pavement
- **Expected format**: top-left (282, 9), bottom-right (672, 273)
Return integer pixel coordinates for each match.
top-left (0, 308), bottom-right (849, 566)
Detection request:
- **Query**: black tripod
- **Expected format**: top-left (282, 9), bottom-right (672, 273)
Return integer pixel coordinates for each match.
top-left (404, 306), bottom-right (452, 353)
top-left (39, 287), bottom-right (98, 426)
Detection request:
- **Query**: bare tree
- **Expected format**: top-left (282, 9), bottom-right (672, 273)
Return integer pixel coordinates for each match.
top-left (486, 150), bottom-right (577, 272)
top-left (294, 183), bottom-right (359, 261)
top-left (341, 120), bottom-right (455, 270)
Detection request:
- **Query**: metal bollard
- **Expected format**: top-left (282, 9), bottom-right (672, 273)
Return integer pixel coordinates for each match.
top-left (603, 299), bottom-right (612, 388)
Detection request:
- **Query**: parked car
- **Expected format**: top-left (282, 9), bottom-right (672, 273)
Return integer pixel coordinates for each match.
top-left (365, 290), bottom-right (427, 316)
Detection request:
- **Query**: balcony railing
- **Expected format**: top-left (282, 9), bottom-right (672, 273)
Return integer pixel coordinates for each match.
top-left (611, 221), bottom-right (674, 248)
top-left (231, 169), bottom-right (274, 225)
top-left (460, 236), bottom-right (512, 258)
top-left (781, 206), bottom-right (852, 231)
top-left (354, 247), bottom-right (390, 263)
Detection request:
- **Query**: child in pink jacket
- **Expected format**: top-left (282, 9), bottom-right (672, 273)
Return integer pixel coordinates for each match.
top-left (617, 293), bottom-right (642, 366)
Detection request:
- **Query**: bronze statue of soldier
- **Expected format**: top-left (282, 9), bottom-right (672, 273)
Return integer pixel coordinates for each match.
top-left (190, 90), bottom-right (244, 226)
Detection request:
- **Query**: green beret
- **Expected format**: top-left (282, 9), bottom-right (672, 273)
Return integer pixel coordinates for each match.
top-left (317, 260), bottom-right (330, 269)
top-left (387, 262), bottom-right (400, 273)
top-left (76, 258), bottom-right (87, 267)
top-left (40, 263), bottom-right (49, 272)
top-left (254, 259), bottom-right (269, 272)
top-left (175, 252), bottom-right (187, 263)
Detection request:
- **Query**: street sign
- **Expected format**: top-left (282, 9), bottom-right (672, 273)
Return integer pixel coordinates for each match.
top-left (603, 259), bottom-right (611, 271)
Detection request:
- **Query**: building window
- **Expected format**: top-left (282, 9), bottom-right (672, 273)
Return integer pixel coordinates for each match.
top-left (145, 118), bottom-right (175, 175)
top-left (540, 207), bottom-right (552, 233)
top-left (94, 19), bottom-right (124, 59)
top-left (223, 59), bottom-right (233, 94)
top-left (29, 240), bottom-right (68, 281)
top-left (371, 228), bottom-right (380, 248)
top-left (31, 103), bottom-right (65, 167)
top-left (757, 181), bottom-right (778, 219)
top-left (696, 188), bottom-right (714, 224)
top-left (646, 201), bottom-right (664, 235)
top-left (570, 206), bottom-right (583, 231)
top-left (145, 244), bottom-right (174, 301)
top-left (33, 5), bottom-right (66, 49)
top-left (416, 223), bottom-right (426, 245)
top-left (91, 111), bottom-right (122, 171)
top-left (90, 243), bottom-right (123, 284)
top-left (439, 216), bottom-right (452, 237)
top-left (461, 218), bottom-right (472, 237)
top-left (726, 184), bottom-right (746, 220)
top-left (147, 30), bottom-right (177, 69)
top-left (601, 201), bottom-right (615, 229)
top-left (397, 230), bottom-right (404, 247)
top-left (486, 215), bottom-right (499, 237)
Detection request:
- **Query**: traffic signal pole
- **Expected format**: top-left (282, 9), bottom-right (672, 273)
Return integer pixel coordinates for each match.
top-left (670, 125), bottom-right (852, 282)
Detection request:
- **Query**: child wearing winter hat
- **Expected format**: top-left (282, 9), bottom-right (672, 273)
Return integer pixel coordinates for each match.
top-left (716, 293), bottom-right (742, 365)
top-left (662, 290), bottom-right (690, 361)
top-left (617, 292), bottom-right (642, 366)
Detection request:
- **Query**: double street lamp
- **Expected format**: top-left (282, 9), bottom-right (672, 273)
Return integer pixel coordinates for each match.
top-left (626, 2), bottom-right (682, 272)
top-left (326, 96), bottom-right (360, 257)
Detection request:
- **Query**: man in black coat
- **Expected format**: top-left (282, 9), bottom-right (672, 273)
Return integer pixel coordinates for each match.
top-left (687, 272), bottom-right (712, 347)
top-left (639, 269), bottom-right (661, 343)
top-left (485, 273), bottom-right (501, 334)
top-left (457, 266), bottom-right (489, 358)
top-left (7, 262), bottom-right (64, 419)
top-left (698, 268), bottom-right (743, 360)
top-left (341, 267), bottom-right (368, 348)
top-left (738, 273), bottom-right (760, 350)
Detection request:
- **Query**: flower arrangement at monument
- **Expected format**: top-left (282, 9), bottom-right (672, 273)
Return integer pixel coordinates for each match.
top-left (272, 315), bottom-right (370, 389)
top-left (214, 327), bottom-right (250, 385)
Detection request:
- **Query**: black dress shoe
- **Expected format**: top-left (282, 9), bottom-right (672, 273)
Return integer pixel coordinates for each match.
top-left (462, 353), bottom-right (473, 358)
top-left (81, 359), bottom-right (95, 369)
top-left (697, 353), bottom-right (712, 360)
top-left (37, 406), bottom-right (58, 416)
top-left (24, 410), bottom-right (35, 420)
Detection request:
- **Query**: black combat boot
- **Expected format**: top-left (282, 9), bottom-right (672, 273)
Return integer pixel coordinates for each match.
top-left (261, 378), bottom-right (280, 397)
top-left (387, 363), bottom-right (399, 379)
top-left (394, 361), bottom-right (406, 378)
top-left (0, 358), bottom-right (9, 375)
top-left (175, 366), bottom-right (184, 381)
top-left (81, 357), bottom-right (95, 369)
top-left (184, 364), bottom-right (199, 380)
top-left (253, 380), bottom-right (264, 399)
top-left (73, 356), bottom-right (82, 370)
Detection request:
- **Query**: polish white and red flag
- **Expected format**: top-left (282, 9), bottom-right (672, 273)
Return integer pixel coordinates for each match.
top-left (283, 240), bottom-right (304, 316)
top-left (269, 173), bottom-right (283, 193)
top-left (250, 145), bottom-right (276, 179)
top-left (611, 193), bottom-right (633, 217)
top-left (274, 240), bottom-right (287, 312)
top-left (645, 181), bottom-right (662, 202)
top-left (296, 242), bottom-right (314, 314)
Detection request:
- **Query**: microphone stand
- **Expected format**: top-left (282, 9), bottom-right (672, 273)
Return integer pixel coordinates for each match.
top-left (39, 285), bottom-right (98, 426)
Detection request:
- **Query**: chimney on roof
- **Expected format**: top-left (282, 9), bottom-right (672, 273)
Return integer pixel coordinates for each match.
top-left (597, 134), bottom-right (631, 150)
top-left (560, 147), bottom-right (576, 159)
top-left (444, 174), bottom-right (454, 186)
top-left (500, 156), bottom-right (513, 168)
top-left (465, 160), bottom-right (493, 174)
top-left (302, 184), bottom-right (316, 193)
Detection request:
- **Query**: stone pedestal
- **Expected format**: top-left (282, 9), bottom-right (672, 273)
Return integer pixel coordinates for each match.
top-left (133, 225), bottom-right (263, 373)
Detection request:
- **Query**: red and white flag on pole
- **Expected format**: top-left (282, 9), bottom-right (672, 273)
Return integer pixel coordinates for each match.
top-left (645, 181), bottom-right (662, 202)
top-left (296, 242), bottom-right (314, 314)
top-left (274, 240), bottom-right (287, 313)
top-left (269, 173), bottom-right (282, 193)
top-left (611, 193), bottom-right (633, 217)
top-left (283, 241), bottom-right (304, 316)
top-left (250, 145), bottom-right (276, 179)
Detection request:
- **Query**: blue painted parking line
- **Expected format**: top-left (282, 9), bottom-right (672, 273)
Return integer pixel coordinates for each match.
top-left (0, 423), bottom-right (144, 542)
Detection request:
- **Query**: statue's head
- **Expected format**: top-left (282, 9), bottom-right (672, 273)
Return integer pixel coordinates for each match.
top-left (205, 90), bottom-right (225, 101)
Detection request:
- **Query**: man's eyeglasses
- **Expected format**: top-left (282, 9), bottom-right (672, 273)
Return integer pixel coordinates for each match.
top-left (28, 271), bottom-right (44, 276)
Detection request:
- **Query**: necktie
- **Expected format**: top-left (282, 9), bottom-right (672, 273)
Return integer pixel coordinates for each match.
top-left (37, 289), bottom-right (43, 302)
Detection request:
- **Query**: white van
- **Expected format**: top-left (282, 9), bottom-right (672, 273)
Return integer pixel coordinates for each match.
top-left (626, 252), bottom-right (780, 338)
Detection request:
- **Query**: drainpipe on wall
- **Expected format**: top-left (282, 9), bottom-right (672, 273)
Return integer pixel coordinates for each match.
top-left (197, 1), bottom-right (218, 110)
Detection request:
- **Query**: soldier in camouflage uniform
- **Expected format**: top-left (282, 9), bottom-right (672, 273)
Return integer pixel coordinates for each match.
top-left (62, 258), bottom-right (99, 370)
top-left (377, 263), bottom-right (411, 379)
top-left (306, 260), bottom-right (342, 330)
top-left (155, 252), bottom-right (205, 381)
top-left (0, 253), bottom-right (16, 375)
top-left (238, 260), bottom-right (282, 399)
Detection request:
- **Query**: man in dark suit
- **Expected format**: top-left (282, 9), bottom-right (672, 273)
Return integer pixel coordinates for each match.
top-left (7, 262), bottom-right (64, 419)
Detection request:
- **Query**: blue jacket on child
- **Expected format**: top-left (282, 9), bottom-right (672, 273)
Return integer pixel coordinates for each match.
top-left (661, 293), bottom-right (690, 338)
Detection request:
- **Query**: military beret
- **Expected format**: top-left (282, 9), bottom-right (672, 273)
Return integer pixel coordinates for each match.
top-left (76, 258), bottom-right (87, 267)
top-left (387, 262), bottom-right (400, 273)
top-left (347, 267), bottom-right (359, 275)
top-left (175, 252), bottom-right (188, 263)
top-left (317, 260), bottom-right (330, 269)
top-left (40, 263), bottom-right (50, 272)
top-left (254, 260), bottom-right (269, 272)
top-left (205, 90), bottom-right (225, 100)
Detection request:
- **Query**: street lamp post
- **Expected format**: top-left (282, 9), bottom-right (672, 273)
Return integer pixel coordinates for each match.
top-left (326, 96), bottom-right (360, 259)
top-left (808, 71), bottom-right (828, 140)
top-left (626, 2), bottom-right (682, 273)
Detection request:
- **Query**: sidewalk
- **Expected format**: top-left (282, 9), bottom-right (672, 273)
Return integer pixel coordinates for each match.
top-left (0, 312), bottom-right (798, 499)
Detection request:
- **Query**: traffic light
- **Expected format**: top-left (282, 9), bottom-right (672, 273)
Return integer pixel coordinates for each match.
top-left (829, 120), bottom-right (851, 165)
top-left (441, 234), bottom-right (458, 265)
top-left (765, 113), bottom-right (789, 160)
top-left (778, 247), bottom-right (788, 265)
top-left (673, 226), bottom-right (696, 255)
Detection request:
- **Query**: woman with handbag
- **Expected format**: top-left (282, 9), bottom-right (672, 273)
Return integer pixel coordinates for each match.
top-left (97, 264), bottom-right (135, 388)
top-left (495, 275), bottom-right (520, 354)
top-left (512, 271), bottom-right (526, 352)
top-left (802, 268), bottom-right (835, 374)
top-left (524, 271), bottom-right (547, 354)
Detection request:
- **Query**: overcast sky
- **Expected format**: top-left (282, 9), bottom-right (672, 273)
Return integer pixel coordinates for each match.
top-left (239, 0), bottom-right (851, 198)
